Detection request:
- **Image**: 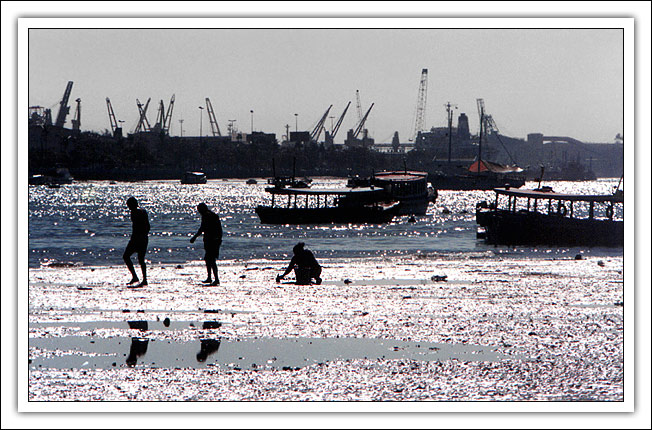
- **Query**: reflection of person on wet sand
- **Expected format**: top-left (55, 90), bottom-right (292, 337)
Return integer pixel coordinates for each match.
top-left (276, 242), bottom-right (322, 285)
top-left (123, 197), bottom-right (150, 287)
top-left (196, 339), bottom-right (221, 362)
top-left (190, 203), bottom-right (223, 286)
top-left (126, 337), bottom-right (149, 367)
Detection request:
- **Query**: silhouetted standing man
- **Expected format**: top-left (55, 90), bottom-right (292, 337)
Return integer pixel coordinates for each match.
top-left (123, 197), bottom-right (150, 287)
top-left (190, 203), bottom-right (223, 286)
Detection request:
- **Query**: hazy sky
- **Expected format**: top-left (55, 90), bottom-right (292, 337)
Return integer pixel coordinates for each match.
top-left (28, 27), bottom-right (624, 143)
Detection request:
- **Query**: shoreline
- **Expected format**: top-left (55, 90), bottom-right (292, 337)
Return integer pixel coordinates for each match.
top-left (28, 253), bottom-right (624, 401)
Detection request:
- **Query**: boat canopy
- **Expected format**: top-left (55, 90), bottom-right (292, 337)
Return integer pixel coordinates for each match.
top-left (265, 186), bottom-right (387, 196)
top-left (492, 187), bottom-right (624, 203)
top-left (373, 171), bottom-right (428, 182)
top-left (468, 160), bottom-right (523, 174)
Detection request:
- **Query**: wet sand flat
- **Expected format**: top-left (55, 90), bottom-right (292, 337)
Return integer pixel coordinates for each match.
top-left (27, 254), bottom-right (624, 401)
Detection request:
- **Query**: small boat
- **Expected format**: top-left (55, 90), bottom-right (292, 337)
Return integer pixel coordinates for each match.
top-left (347, 170), bottom-right (435, 215)
top-left (255, 186), bottom-right (399, 224)
top-left (476, 187), bottom-right (624, 246)
top-left (181, 171), bottom-right (207, 184)
top-left (246, 178), bottom-right (258, 185)
top-left (29, 168), bottom-right (74, 186)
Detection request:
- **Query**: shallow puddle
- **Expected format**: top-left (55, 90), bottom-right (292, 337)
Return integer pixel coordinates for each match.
top-left (29, 320), bottom-right (519, 370)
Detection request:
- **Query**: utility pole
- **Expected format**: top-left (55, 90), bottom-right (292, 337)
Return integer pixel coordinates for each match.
top-left (250, 110), bottom-right (254, 134)
top-left (198, 106), bottom-right (204, 139)
top-left (294, 113), bottom-right (298, 132)
top-left (179, 119), bottom-right (184, 137)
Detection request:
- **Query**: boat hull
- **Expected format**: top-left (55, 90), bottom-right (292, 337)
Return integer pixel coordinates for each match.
top-left (476, 209), bottom-right (623, 247)
top-left (255, 205), bottom-right (396, 224)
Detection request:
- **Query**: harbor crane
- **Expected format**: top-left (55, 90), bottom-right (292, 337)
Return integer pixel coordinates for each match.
top-left (163, 94), bottom-right (175, 134)
top-left (476, 98), bottom-right (517, 165)
top-left (105, 97), bottom-right (122, 137)
top-left (54, 81), bottom-right (74, 128)
top-left (410, 69), bottom-right (428, 142)
top-left (135, 98), bottom-right (152, 133)
top-left (353, 103), bottom-right (374, 139)
top-left (205, 97), bottom-right (221, 136)
top-left (355, 90), bottom-right (363, 124)
top-left (71, 98), bottom-right (81, 131)
top-left (310, 105), bottom-right (333, 142)
top-left (331, 101), bottom-right (351, 139)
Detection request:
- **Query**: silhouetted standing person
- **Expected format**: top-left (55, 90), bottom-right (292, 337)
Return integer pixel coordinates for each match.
top-left (276, 242), bottom-right (322, 285)
top-left (190, 203), bottom-right (223, 286)
top-left (123, 197), bottom-right (150, 287)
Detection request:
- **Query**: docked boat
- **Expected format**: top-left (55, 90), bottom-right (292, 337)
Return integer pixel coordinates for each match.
top-left (255, 186), bottom-right (399, 224)
top-left (180, 171), bottom-right (207, 184)
top-left (347, 170), bottom-right (435, 215)
top-left (429, 160), bottom-right (525, 191)
top-left (476, 187), bottom-right (624, 246)
top-left (29, 167), bottom-right (74, 186)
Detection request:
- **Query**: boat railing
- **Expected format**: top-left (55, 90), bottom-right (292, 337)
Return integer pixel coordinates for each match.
top-left (483, 188), bottom-right (623, 221)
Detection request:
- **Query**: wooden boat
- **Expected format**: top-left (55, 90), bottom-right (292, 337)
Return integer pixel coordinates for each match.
top-left (180, 171), bottom-right (207, 184)
top-left (347, 170), bottom-right (435, 215)
top-left (476, 187), bottom-right (624, 246)
top-left (256, 186), bottom-right (399, 224)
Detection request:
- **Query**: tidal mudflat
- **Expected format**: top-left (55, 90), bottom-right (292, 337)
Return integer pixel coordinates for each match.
top-left (27, 253), bottom-right (624, 401)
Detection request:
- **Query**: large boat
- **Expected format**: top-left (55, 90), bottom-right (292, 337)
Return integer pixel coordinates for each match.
top-left (255, 186), bottom-right (399, 224)
top-left (180, 171), bottom-right (207, 184)
top-left (429, 160), bottom-right (525, 191)
top-left (347, 170), bottom-right (435, 215)
top-left (475, 187), bottom-right (624, 246)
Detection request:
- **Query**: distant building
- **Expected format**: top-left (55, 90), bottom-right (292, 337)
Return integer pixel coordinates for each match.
top-left (344, 129), bottom-right (374, 149)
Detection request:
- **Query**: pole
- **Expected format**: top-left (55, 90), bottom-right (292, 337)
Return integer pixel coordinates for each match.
top-left (250, 110), bottom-right (254, 134)
top-left (447, 102), bottom-right (453, 163)
top-left (198, 106), bottom-right (204, 139)
top-left (294, 113), bottom-right (298, 132)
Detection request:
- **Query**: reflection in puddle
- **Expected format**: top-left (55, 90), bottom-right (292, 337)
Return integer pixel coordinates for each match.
top-left (29, 321), bottom-right (523, 371)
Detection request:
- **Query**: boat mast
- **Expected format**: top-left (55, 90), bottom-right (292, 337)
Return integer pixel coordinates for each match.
top-left (477, 106), bottom-right (483, 174)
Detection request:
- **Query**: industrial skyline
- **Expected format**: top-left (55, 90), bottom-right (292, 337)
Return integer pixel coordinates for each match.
top-left (28, 26), bottom-right (624, 144)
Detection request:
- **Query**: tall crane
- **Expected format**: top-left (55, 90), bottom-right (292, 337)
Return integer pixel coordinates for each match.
top-left (54, 81), bottom-right (74, 128)
top-left (163, 94), bottom-right (175, 134)
top-left (71, 98), bottom-right (81, 131)
top-left (476, 98), bottom-right (517, 165)
top-left (331, 101), bottom-right (351, 139)
top-left (411, 69), bottom-right (428, 141)
top-left (135, 98), bottom-right (152, 133)
top-left (310, 105), bottom-right (333, 142)
top-left (154, 99), bottom-right (166, 132)
top-left (355, 90), bottom-right (363, 124)
top-left (106, 97), bottom-right (121, 137)
top-left (205, 97), bottom-right (221, 136)
top-left (353, 103), bottom-right (374, 139)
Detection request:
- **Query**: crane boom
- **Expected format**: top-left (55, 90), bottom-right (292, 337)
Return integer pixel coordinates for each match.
top-left (331, 101), bottom-right (351, 138)
top-left (71, 98), bottom-right (81, 131)
top-left (355, 90), bottom-right (363, 123)
top-left (163, 94), bottom-right (175, 133)
top-left (353, 103), bottom-right (374, 138)
top-left (106, 98), bottom-right (118, 134)
top-left (54, 81), bottom-right (74, 128)
top-left (410, 69), bottom-right (428, 141)
top-left (205, 97), bottom-right (221, 136)
top-left (310, 105), bottom-right (333, 142)
top-left (135, 98), bottom-right (151, 133)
